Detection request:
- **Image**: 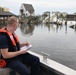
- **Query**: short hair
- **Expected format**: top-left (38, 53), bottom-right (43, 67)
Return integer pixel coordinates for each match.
top-left (7, 16), bottom-right (18, 26)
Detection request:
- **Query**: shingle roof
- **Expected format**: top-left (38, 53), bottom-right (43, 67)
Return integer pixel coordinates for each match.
top-left (23, 4), bottom-right (34, 14)
top-left (0, 11), bottom-right (16, 17)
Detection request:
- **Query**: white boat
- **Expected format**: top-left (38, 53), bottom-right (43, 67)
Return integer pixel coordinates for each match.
top-left (0, 51), bottom-right (76, 75)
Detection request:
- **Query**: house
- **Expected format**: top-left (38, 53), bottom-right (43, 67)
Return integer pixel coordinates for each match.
top-left (66, 14), bottom-right (76, 21)
top-left (0, 6), bottom-right (16, 17)
top-left (19, 3), bottom-right (35, 17)
top-left (0, 7), bottom-right (9, 12)
top-left (0, 6), bottom-right (17, 25)
top-left (0, 11), bottom-right (16, 17)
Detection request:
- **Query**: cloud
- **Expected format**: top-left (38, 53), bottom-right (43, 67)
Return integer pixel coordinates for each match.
top-left (0, 0), bottom-right (76, 15)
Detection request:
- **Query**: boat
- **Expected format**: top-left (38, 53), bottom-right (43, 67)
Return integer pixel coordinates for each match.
top-left (0, 51), bottom-right (76, 75)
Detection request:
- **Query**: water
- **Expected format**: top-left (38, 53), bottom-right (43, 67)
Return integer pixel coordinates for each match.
top-left (15, 23), bottom-right (76, 70)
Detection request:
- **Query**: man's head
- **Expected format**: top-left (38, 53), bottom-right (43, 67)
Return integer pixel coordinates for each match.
top-left (7, 16), bottom-right (19, 32)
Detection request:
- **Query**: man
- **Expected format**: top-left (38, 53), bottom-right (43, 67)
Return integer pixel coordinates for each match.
top-left (0, 16), bottom-right (40, 75)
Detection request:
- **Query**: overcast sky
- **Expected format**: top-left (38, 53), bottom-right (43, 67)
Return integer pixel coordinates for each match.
top-left (0, 0), bottom-right (76, 15)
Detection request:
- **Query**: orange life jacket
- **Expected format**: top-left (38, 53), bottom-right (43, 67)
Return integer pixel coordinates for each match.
top-left (0, 28), bottom-right (19, 46)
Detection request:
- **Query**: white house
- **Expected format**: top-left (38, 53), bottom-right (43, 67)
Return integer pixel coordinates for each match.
top-left (19, 3), bottom-right (35, 17)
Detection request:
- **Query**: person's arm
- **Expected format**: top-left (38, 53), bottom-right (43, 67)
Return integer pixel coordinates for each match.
top-left (0, 35), bottom-right (28, 59)
top-left (1, 48), bottom-right (28, 59)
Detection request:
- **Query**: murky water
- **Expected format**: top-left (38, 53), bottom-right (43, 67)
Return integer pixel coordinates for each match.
top-left (15, 23), bottom-right (76, 70)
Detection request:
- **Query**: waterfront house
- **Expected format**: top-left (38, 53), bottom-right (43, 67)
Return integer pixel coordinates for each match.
top-left (66, 14), bottom-right (76, 25)
top-left (19, 3), bottom-right (35, 17)
top-left (0, 11), bottom-right (16, 17)
top-left (67, 14), bottom-right (76, 21)
top-left (0, 6), bottom-right (15, 17)
top-left (0, 6), bottom-right (16, 25)
top-left (0, 11), bottom-right (16, 25)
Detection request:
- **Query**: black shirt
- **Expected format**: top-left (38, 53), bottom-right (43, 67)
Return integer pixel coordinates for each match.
top-left (0, 34), bottom-right (9, 49)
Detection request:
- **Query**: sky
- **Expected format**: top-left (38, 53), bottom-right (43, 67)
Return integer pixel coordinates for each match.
top-left (0, 0), bottom-right (76, 15)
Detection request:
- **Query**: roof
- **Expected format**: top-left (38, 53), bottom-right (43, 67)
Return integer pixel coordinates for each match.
top-left (23, 4), bottom-right (34, 14)
top-left (67, 14), bottom-right (76, 21)
top-left (0, 11), bottom-right (16, 17)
